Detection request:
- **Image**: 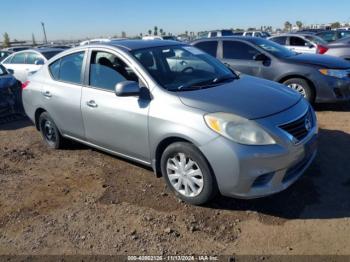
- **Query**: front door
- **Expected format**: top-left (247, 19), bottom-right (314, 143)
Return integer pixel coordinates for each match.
top-left (81, 49), bottom-right (150, 162)
top-left (220, 40), bottom-right (265, 77)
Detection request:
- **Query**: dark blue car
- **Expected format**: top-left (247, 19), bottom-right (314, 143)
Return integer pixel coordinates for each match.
top-left (0, 64), bottom-right (22, 117)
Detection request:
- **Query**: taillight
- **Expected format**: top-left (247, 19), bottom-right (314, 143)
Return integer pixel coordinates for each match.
top-left (21, 80), bottom-right (30, 89)
top-left (317, 45), bottom-right (329, 55)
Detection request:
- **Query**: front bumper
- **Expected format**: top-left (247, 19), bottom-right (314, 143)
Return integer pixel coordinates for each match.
top-left (314, 75), bottom-right (350, 103)
top-left (199, 99), bottom-right (318, 199)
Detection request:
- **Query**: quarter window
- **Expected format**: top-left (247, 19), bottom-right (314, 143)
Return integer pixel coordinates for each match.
top-left (11, 53), bottom-right (26, 64)
top-left (89, 51), bottom-right (139, 91)
top-left (223, 41), bottom-right (259, 60)
top-left (194, 41), bottom-right (218, 57)
top-left (48, 51), bottom-right (85, 84)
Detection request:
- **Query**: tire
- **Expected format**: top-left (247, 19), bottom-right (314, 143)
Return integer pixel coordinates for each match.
top-left (283, 78), bottom-right (315, 103)
top-left (38, 112), bottom-right (66, 149)
top-left (160, 142), bottom-right (218, 205)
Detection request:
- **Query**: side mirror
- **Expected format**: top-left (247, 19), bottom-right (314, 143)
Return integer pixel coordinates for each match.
top-left (253, 53), bottom-right (268, 61)
top-left (115, 81), bottom-right (140, 97)
top-left (34, 59), bottom-right (45, 65)
top-left (7, 69), bottom-right (14, 75)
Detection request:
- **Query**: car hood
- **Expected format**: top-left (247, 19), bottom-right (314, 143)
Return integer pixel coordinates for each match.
top-left (286, 53), bottom-right (350, 69)
top-left (177, 75), bottom-right (302, 120)
top-left (0, 75), bottom-right (17, 89)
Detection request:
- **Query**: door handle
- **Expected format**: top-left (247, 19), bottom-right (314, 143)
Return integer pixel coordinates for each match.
top-left (42, 91), bottom-right (52, 98)
top-left (86, 100), bottom-right (98, 108)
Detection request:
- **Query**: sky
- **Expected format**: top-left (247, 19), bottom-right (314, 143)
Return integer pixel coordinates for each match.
top-left (2, 0), bottom-right (350, 41)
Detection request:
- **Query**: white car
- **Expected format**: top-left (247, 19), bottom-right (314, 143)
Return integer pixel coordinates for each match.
top-left (1, 48), bottom-right (63, 83)
top-left (268, 34), bottom-right (328, 54)
top-left (79, 38), bottom-right (126, 46)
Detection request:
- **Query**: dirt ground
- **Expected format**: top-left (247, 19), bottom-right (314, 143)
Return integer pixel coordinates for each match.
top-left (0, 103), bottom-right (349, 256)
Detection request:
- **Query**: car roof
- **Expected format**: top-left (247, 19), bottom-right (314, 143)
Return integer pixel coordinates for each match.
top-left (102, 39), bottom-right (184, 51)
top-left (193, 36), bottom-right (259, 42)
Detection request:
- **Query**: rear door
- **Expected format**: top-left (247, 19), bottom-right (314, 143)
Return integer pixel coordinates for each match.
top-left (288, 36), bottom-right (316, 54)
top-left (24, 52), bottom-right (44, 79)
top-left (219, 40), bottom-right (261, 76)
top-left (43, 51), bottom-right (86, 139)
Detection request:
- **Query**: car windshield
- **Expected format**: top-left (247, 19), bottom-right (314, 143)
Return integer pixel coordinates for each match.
top-left (132, 45), bottom-right (236, 91)
top-left (304, 35), bottom-right (327, 45)
top-left (41, 50), bottom-right (62, 60)
top-left (251, 38), bottom-right (297, 58)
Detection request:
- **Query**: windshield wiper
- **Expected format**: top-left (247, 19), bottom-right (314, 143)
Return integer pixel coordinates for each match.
top-left (177, 75), bottom-right (236, 91)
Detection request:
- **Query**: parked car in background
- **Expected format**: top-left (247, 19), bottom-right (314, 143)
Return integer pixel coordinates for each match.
top-left (192, 37), bottom-right (350, 103)
top-left (243, 31), bottom-right (271, 38)
top-left (315, 30), bottom-right (350, 43)
top-left (22, 40), bottom-right (317, 205)
top-left (207, 30), bottom-right (234, 38)
top-left (3, 46), bottom-right (31, 52)
top-left (268, 34), bottom-right (328, 54)
top-left (0, 50), bottom-right (12, 62)
top-left (142, 35), bottom-right (178, 41)
top-left (79, 38), bottom-right (126, 46)
top-left (1, 48), bottom-right (63, 83)
top-left (317, 37), bottom-right (350, 60)
top-left (0, 64), bottom-right (22, 116)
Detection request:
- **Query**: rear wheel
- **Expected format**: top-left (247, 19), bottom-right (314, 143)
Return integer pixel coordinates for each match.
top-left (283, 78), bottom-right (315, 103)
top-left (39, 112), bottom-right (66, 149)
top-left (161, 142), bottom-right (218, 205)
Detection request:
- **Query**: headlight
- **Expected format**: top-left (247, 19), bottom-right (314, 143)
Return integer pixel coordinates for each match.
top-left (319, 69), bottom-right (349, 79)
top-left (204, 113), bottom-right (276, 145)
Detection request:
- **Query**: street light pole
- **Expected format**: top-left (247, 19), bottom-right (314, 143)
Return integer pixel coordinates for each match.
top-left (41, 22), bottom-right (48, 44)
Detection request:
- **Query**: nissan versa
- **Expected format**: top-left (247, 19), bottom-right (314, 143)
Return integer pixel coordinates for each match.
top-left (22, 40), bottom-right (318, 205)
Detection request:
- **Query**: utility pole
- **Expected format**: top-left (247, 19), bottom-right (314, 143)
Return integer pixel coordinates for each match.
top-left (41, 22), bottom-right (48, 44)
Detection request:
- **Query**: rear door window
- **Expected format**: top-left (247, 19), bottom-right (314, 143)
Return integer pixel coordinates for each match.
top-left (271, 36), bottom-right (287, 45)
top-left (48, 51), bottom-right (85, 84)
top-left (289, 37), bottom-right (308, 46)
top-left (193, 41), bottom-right (218, 57)
top-left (26, 53), bottom-right (41, 64)
top-left (10, 53), bottom-right (26, 64)
top-left (223, 41), bottom-right (259, 60)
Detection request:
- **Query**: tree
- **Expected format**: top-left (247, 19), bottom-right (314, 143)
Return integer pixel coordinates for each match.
top-left (284, 21), bottom-right (292, 32)
top-left (159, 28), bottom-right (163, 36)
top-left (148, 29), bottom-right (152, 35)
top-left (154, 26), bottom-right (158, 36)
top-left (2, 32), bottom-right (10, 48)
top-left (121, 31), bottom-right (127, 38)
top-left (331, 22), bottom-right (341, 29)
top-left (296, 21), bottom-right (303, 30)
top-left (32, 33), bottom-right (37, 46)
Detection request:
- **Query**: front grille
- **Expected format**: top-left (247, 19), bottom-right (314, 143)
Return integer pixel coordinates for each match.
top-left (279, 109), bottom-right (313, 142)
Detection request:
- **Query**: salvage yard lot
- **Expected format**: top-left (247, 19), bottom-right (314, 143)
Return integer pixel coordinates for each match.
top-left (0, 103), bottom-right (349, 255)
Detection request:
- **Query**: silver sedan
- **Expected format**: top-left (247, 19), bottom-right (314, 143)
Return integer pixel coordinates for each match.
top-left (22, 40), bottom-right (318, 205)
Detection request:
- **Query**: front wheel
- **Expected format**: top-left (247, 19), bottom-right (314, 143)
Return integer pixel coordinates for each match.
top-left (160, 142), bottom-right (218, 205)
top-left (283, 78), bottom-right (315, 103)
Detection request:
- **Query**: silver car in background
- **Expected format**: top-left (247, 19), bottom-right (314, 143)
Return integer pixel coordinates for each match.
top-left (22, 40), bottom-right (318, 205)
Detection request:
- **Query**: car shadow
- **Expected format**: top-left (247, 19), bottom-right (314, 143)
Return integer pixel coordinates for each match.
top-left (0, 115), bottom-right (33, 130)
top-left (207, 128), bottom-right (350, 219)
top-left (314, 101), bottom-right (350, 112)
